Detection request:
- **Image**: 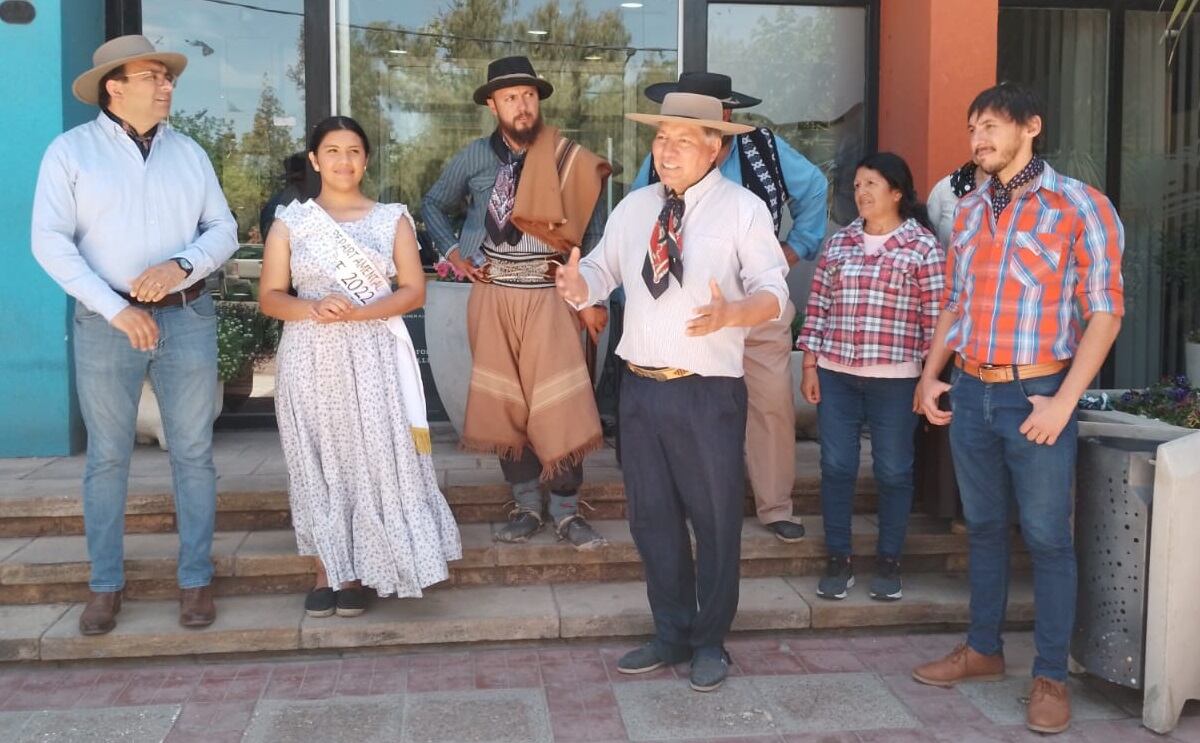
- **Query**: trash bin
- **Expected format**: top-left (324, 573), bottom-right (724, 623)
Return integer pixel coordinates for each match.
top-left (1072, 435), bottom-right (1158, 689)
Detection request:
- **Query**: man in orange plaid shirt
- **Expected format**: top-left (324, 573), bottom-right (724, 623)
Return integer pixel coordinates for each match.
top-left (910, 83), bottom-right (1124, 736)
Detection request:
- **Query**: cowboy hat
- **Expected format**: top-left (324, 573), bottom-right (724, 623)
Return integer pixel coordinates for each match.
top-left (625, 93), bottom-right (754, 135)
top-left (644, 72), bottom-right (761, 110)
top-left (72, 35), bottom-right (187, 105)
top-left (473, 56), bottom-right (553, 105)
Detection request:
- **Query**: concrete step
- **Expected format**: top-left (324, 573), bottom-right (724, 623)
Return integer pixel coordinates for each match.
top-left (0, 574), bottom-right (1035, 662)
top-left (0, 517), bottom-right (1029, 605)
top-left (0, 476), bottom-right (880, 539)
top-left (0, 440), bottom-right (882, 538)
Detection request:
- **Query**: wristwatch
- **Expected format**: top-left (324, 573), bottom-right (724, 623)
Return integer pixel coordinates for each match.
top-left (171, 257), bottom-right (194, 277)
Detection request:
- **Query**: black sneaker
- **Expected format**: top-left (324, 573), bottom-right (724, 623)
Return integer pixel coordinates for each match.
top-left (816, 555), bottom-right (855, 600)
top-left (868, 556), bottom-right (903, 601)
top-left (336, 586), bottom-right (367, 617)
top-left (556, 515), bottom-right (606, 550)
top-left (304, 587), bottom-right (336, 618)
top-left (689, 648), bottom-right (731, 692)
top-left (766, 520), bottom-right (806, 543)
top-left (495, 508), bottom-right (544, 543)
top-left (616, 643), bottom-right (691, 674)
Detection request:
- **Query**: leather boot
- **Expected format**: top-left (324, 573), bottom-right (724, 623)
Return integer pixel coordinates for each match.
top-left (1027, 676), bottom-right (1071, 734)
top-left (912, 643), bottom-right (1005, 687)
top-left (179, 585), bottom-right (216, 628)
top-left (79, 590), bottom-right (122, 635)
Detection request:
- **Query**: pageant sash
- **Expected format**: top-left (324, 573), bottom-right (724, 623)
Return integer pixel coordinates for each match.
top-left (295, 200), bottom-right (432, 455)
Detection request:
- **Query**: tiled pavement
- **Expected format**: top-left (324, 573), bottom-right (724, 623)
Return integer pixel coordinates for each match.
top-left (0, 631), bottom-right (1195, 743)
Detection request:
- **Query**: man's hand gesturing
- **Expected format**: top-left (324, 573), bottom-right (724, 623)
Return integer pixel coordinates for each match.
top-left (555, 247), bottom-right (590, 306)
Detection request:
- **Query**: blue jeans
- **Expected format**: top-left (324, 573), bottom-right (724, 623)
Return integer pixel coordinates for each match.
top-left (73, 293), bottom-right (220, 591)
top-left (948, 367), bottom-right (1077, 681)
top-left (816, 368), bottom-right (919, 559)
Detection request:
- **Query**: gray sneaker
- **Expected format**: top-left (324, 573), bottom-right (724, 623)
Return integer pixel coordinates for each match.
top-left (766, 520), bottom-right (806, 543)
top-left (556, 515), bottom-right (606, 550)
top-left (689, 648), bottom-right (731, 692)
top-left (617, 643), bottom-right (689, 674)
top-left (817, 555), bottom-right (855, 600)
top-left (496, 508), bottom-right (544, 543)
top-left (868, 556), bottom-right (903, 601)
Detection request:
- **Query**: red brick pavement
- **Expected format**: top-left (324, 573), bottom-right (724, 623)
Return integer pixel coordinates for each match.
top-left (0, 631), bottom-right (1195, 742)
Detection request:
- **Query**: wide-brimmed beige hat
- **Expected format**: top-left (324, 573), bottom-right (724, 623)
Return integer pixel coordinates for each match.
top-left (625, 93), bottom-right (754, 135)
top-left (72, 35), bottom-right (188, 105)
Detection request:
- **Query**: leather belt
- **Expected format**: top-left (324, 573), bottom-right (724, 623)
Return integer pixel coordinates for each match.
top-left (626, 362), bottom-right (695, 381)
top-left (118, 284), bottom-right (205, 309)
top-left (955, 355), bottom-right (1070, 384)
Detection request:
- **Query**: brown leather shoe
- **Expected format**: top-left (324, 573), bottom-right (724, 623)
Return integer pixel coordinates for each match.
top-left (912, 643), bottom-right (1006, 687)
top-left (79, 590), bottom-right (122, 635)
top-left (1027, 676), bottom-right (1071, 734)
top-left (179, 585), bottom-right (216, 628)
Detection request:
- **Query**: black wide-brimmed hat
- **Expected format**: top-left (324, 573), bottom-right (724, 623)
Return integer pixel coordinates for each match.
top-left (473, 56), bottom-right (554, 105)
top-left (644, 72), bottom-right (761, 110)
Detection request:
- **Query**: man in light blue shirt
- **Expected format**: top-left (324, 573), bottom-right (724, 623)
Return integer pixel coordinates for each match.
top-left (31, 36), bottom-right (238, 635)
top-left (628, 73), bottom-right (828, 543)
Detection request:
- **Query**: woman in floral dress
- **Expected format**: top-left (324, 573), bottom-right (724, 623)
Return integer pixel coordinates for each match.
top-left (260, 116), bottom-right (461, 617)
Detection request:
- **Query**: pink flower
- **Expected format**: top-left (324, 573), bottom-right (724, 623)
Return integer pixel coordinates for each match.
top-left (435, 260), bottom-right (451, 278)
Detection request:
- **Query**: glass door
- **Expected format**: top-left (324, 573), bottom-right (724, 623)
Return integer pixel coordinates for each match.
top-left (688, 1), bottom-right (874, 304)
top-left (142, 0), bottom-right (307, 423)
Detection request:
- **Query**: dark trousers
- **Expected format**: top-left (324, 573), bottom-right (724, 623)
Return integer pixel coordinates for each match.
top-left (815, 368), bottom-right (919, 559)
top-left (619, 368), bottom-right (748, 656)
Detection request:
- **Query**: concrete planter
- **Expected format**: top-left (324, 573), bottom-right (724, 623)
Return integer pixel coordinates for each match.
top-left (135, 379), bottom-right (224, 450)
top-left (424, 280), bottom-right (473, 436)
top-left (790, 350), bottom-right (819, 440)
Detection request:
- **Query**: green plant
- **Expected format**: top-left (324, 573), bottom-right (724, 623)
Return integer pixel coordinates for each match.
top-left (1167, 1), bottom-right (1199, 63)
top-left (1115, 375), bottom-right (1200, 429)
top-left (216, 301), bottom-right (282, 382)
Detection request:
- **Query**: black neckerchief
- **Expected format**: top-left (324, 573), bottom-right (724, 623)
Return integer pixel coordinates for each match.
top-left (989, 157), bottom-right (1044, 215)
top-left (950, 161), bottom-right (978, 199)
top-left (103, 108), bottom-right (158, 161)
top-left (486, 129), bottom-right (527, 246)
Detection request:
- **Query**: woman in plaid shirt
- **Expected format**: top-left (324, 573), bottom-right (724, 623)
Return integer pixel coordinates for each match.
top-left (796, 152), bottom-right (945, 602)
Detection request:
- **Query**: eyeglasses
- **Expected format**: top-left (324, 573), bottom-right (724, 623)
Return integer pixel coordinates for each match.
top-left (120, 70), bottom-right (177, 88)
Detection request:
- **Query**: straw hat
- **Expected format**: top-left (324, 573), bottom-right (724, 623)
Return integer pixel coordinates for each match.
top-left (72, 35), bottom-right (187, 105)
top-left (625, 93), bottom-right (754, 135)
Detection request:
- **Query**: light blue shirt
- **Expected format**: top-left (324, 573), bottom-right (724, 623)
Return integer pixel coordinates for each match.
top-left (32, 113), bottom-right (238, 321)
top-left (631, 131), bottom-right (828, 260)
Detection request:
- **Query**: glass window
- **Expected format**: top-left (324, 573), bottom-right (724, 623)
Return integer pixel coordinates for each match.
top-left (707, 3), bottom-right (866, 229)
top-left (337, 0), bottom-right (679, 222)
top-left (1119, 11), bottom-right (1200, 385)
top-left (997, 8), bottom-right (1109, 188)
top-left (143, 0), bottom-right (305, 417)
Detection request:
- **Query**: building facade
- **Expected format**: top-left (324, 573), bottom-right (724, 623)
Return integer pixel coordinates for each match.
top-left (1, 0), bottom-right (1196, 456)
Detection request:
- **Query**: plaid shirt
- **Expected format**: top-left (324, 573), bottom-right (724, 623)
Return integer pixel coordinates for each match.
top-left (945, 163), bottom-right (1125, 365)
top-left (797, 218), bottom-right (945, 366)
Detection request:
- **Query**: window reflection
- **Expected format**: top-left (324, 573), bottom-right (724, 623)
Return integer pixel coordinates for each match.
top-left (144, 0), bottom-right (305, 414)
top-left (707, 3), bottom-right (867, 229)
top-left (339, 0), bottom-right (679, 244)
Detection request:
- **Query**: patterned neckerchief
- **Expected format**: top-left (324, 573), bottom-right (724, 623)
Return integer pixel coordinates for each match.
top-left (102, 108), bottom-right (158, 161)
top-left (485, 130), bottom-right (527, 246)
top-left (950, 161), bottom-right (978, 199)
top-left (643, 190), bottom-right (685, 298)
top-left (988, 156), bottom-right (1044, 215)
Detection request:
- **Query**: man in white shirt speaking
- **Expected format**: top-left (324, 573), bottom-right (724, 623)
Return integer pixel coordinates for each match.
top-left (31, 35), bottom-right (238, 635)
top-left (556, 93), bottom-right (788, 692)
